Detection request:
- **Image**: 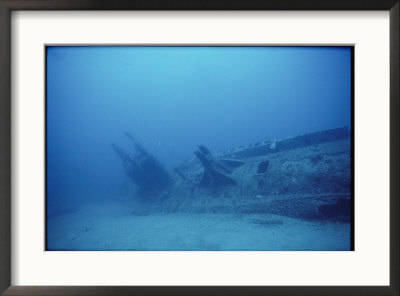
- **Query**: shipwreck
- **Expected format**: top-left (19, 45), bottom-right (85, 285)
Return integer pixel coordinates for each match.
top-left (112, 127), bottom-right (352, 222)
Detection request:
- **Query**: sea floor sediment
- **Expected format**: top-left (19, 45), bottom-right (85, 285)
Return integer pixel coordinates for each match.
top-left (47, 198), bottom-right (351, 251)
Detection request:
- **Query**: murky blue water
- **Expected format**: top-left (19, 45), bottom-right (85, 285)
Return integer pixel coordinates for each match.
top-left (46, 46), bottom-right (352, 251)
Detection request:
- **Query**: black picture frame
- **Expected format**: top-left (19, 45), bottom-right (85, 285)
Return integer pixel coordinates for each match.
top-left (0, 1), bottom-right (398, 295)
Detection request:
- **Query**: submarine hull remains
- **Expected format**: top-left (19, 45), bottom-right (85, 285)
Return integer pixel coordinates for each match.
top-left (115, 127), bottom-right (352, 222)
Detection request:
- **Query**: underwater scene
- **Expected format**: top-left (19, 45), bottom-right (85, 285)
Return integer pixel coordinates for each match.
top-left (46, 46), bottom-right (353, 251)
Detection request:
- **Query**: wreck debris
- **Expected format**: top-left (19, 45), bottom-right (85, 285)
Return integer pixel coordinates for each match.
top-left (112, 127), bottom-right (352, 221)
top-left (174, 167), bottom-right (187, 181)
top-left (224, 127), bottom-right (350, 159)
top-left (256, 160), bottom-right (270, 174)
top-left (112, 132), bottom-right (171, 194)
top-left (194, 145), bottom-right (243, 187)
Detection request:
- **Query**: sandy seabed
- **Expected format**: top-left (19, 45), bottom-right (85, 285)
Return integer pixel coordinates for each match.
top-left (47, 197), bottom-right (351, 251)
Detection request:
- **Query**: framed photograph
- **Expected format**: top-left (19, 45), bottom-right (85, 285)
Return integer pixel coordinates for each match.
top-left (46, 45), bottom-right (354, 252)
top-left (0, 1), bottom-right (398, 295)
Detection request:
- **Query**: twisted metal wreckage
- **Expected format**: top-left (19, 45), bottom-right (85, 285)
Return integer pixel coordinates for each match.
top-left (112, 127), bottom-right (352, 221)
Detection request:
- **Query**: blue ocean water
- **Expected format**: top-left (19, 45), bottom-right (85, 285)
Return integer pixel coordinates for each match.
top-left (46, 46), bottom-right (352, 251)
